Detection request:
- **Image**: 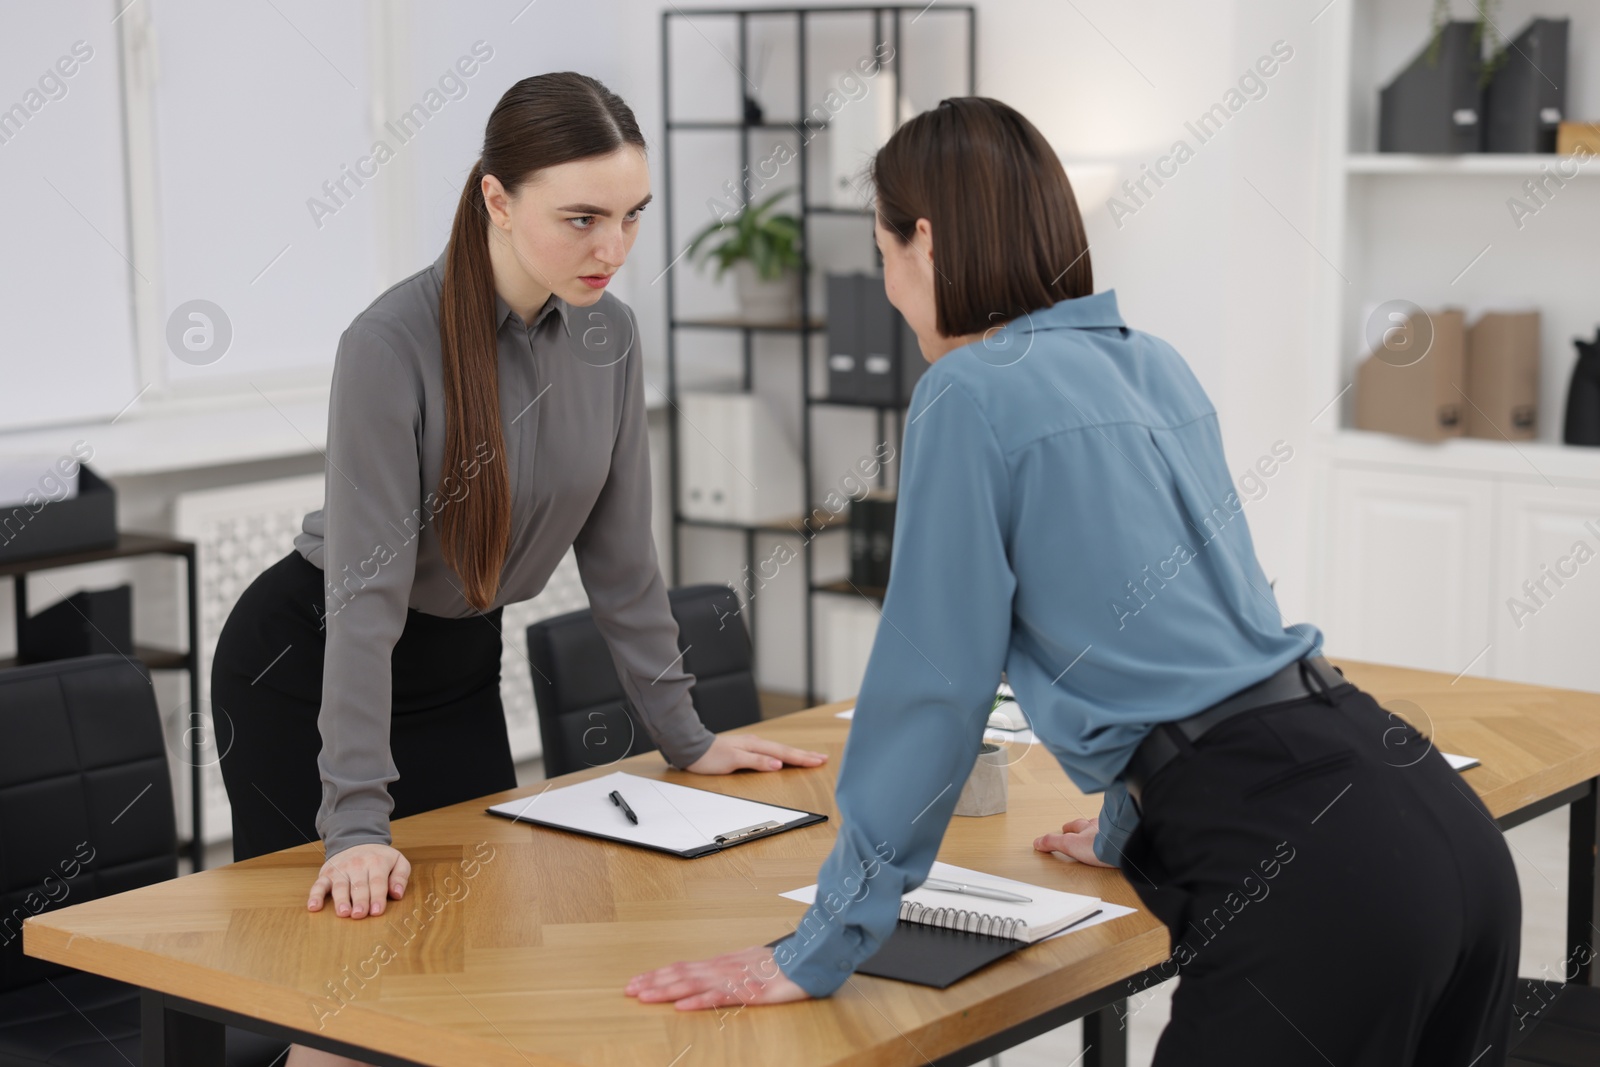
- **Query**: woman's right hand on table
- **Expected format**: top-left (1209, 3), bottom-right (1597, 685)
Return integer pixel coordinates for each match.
top-left (308, 842), bottom-right (411, 918)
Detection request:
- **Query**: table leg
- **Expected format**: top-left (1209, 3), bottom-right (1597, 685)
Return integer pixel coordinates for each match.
top-left (1570, 778), bottom-right (1600, 986)
top-left (14, 574), bottom-right (27, 655)
top-left (141, 990), bottom-right (225, 1066)
top-left (184, 546), bottom-right (204, 872)
top-left (1082, 1001), bottom-right (1128, 1067)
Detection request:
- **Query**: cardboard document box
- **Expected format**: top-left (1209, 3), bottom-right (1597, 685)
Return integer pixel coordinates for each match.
top-left (1465, 311), bottom-right (1539, 440)
top-left (1355, 308), bottom-right (1466, 442)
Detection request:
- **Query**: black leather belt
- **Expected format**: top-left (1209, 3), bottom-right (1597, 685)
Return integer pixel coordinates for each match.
top-left (1122, 656), bottom-right (1347, 806)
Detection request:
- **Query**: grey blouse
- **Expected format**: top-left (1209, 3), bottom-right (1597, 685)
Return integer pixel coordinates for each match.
top-left (294, 246), bottom-right (715, 857)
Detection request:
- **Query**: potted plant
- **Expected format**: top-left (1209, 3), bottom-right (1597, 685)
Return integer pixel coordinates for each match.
top-left (683, 188), bottom-right (802, 323)
top-left (1426, 0), bottom-right (1508, 83)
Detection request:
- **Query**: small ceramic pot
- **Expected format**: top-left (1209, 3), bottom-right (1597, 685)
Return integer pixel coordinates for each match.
top-left (953, 742), bottom-right (1008, 817)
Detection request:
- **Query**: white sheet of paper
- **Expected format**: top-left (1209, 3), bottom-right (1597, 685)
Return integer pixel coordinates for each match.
top-left (1443, 751), bottom-right (1480, 771)
top-left (834, 706), bottom-right (1043, 746)
top-left (488, 771), bottom-right (814, 853)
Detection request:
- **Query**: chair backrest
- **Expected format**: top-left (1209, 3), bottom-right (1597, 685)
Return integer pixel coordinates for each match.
top-left (0, 654), bottom-right (177, 991)
top-left (525, 584), bottom-right (761, 778)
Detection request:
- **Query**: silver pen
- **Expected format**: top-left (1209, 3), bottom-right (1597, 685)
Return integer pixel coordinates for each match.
top-left (921, 877), bottom-right (1032, 903)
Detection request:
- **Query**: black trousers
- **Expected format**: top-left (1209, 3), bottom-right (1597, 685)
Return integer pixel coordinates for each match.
top-left (211, 550), bottom-right (517, 861)
top-left (1119, 679), bottom-right (1521, 1066)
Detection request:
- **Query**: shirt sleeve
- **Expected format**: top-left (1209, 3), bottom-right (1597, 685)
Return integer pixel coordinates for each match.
top-left (774, 377), bottom-right (1016, 998)
top-left (1093, 779), bottom-right (1140, 866)
top-left (314, 325), bottom-right (423, 858)
top-left (571, 307), bottom-right (716, 770)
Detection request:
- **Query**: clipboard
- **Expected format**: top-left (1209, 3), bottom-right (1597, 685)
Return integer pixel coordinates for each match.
top-left (486, 771), bottom-right (828, 858)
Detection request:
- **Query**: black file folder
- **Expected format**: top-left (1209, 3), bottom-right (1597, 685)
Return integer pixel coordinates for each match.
top-left (1484, 18), bottom-right (1569, 154)
top-left (825, 272), bottom-right (926, 405)
top-left (1379, 21), bottom-right (1484, 154)
top-left (826, 273), bottom-right (864, 401)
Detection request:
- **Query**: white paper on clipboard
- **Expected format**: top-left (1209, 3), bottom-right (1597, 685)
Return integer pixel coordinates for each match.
top-left (487, 771), bottom-right (818, 854)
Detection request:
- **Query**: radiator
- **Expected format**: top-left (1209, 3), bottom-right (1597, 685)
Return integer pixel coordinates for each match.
top-left (173, 474), bottom-right (588, 846)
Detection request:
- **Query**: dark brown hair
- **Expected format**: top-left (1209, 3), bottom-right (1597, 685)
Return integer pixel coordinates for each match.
top-left (440, 72), bottom-right (644, 610)
top-left (871, 97), bottom-right (1092, 337)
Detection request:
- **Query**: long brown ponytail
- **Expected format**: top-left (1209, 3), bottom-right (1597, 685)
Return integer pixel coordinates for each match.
top-left (439, 72), bottom-right (645, 610)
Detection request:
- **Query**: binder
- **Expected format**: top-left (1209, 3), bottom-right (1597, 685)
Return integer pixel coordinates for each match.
top-left (1484, 18), bottom-right (1569, 154)
top-left (826, 273), bottom-right (863, 401)
top-left (826, 272), bottom-right (926, 405)
top-left (848, 490), bottom-right (896, 588)
top-left (486, 771), bottom-right (827, 859)
top-left (1379, 21), bottom-right (1483, 154)
top-left (677, 391), bottom-right (803, 524)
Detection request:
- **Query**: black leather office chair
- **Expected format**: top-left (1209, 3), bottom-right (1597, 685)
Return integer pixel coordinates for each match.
top-left (0, 654), bottom-right (287, 1067)
top-left (525, 584), bottom-right (762, 778)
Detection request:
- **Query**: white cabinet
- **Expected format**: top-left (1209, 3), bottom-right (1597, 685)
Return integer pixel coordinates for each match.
top-left (1321, 460), bottom-right (1600, 693)
top-left (1491, 482), bottom-right (1600, 693)
top-left (1324, 466), bottom-right (1494, 676)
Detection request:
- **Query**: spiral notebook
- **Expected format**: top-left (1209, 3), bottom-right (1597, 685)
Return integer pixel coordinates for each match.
top-left (778, 862), bottom-right (1104, 987)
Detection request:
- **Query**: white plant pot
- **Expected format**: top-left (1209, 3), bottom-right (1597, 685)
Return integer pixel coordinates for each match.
top-left (953, 743), bottom-right (1008, 817)
top-left (732, 261), bottom-right (801, 324)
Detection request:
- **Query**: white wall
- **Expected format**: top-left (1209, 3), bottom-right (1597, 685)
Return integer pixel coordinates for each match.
top-left (2, 0), bottom-right (1333, 702)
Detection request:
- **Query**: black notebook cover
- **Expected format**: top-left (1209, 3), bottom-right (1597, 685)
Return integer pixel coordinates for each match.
top-left (854, 922), bottom-right (1026, 988)
top-left (769, 909), bottom-right (1104, 989)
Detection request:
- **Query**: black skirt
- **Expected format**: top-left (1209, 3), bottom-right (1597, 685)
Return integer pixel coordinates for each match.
top-left (212, 550), bottom-right (517, 861)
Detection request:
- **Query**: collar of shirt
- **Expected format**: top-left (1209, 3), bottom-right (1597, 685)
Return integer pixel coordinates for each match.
top-left (430, 246), bottom-right (572, 335)
top-left (1015, 288), bottom-right (1125, 334)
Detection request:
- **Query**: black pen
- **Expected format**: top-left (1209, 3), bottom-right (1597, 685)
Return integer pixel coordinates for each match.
top-left (609, 789), bottom-right (638, 824)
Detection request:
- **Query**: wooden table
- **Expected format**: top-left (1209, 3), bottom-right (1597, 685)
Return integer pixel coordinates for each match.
top-left (24, 660), bottom-right (1600, 1066)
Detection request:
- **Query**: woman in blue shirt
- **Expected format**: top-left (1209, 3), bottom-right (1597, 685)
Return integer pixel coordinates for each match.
top-left (628, 97), bottom-right (1520, 1065)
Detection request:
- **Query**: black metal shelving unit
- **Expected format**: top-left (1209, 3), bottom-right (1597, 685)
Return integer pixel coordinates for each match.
top-left (661, 4), bottom-right (975, 704)
top-left (1, 532), bottom-right (207, 871)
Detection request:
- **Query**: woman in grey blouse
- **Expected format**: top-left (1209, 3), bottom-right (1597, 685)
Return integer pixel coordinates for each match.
top-left (213, 71), bottom-right (824, 983)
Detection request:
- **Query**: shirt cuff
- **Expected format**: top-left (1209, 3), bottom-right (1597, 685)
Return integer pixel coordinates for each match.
top-left (772, 914), bottom-right (864, 998)
top-left (662, 726), bottom-right (716, 770)
top-left (1093, 779), bottom-right (1140, 867)
top-left (319, 806), bottom-right (393, 859)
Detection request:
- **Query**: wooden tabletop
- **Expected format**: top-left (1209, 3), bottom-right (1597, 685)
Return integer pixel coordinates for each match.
top-left (1334, 660), bottom-right (1600, 820)
top-left (25, 659), bottom-right (1600, 1067)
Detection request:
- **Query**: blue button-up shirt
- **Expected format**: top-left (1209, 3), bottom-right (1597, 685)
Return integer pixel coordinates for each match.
top-left (773, 288), bottom-right (1322, 997)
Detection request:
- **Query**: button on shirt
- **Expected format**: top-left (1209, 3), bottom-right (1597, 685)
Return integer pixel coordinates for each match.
top-left (294, 247), bottom-right (715, 858)
top-left (772, 288), bottom-right (1322, 997)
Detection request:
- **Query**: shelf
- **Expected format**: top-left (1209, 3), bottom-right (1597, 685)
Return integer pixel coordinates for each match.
top-left (0, 531), bottom-right (193, 576)
top-left (0, 643), bottom-right (189, 672)
top-left (678, 509), bottom-right (849, 535)
top-left (813, 579), bottom-right (885, 600)
top-left (661, 2), bottom-right (976, 705)
top-left (809, 395), bottom-right (912, 410)
top-left (666, 120), bottom-right (813, 132)
top-left (672, 316), bottom-right (823, 333)
top-left (1346, 153), bottom-right (1600, 177)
